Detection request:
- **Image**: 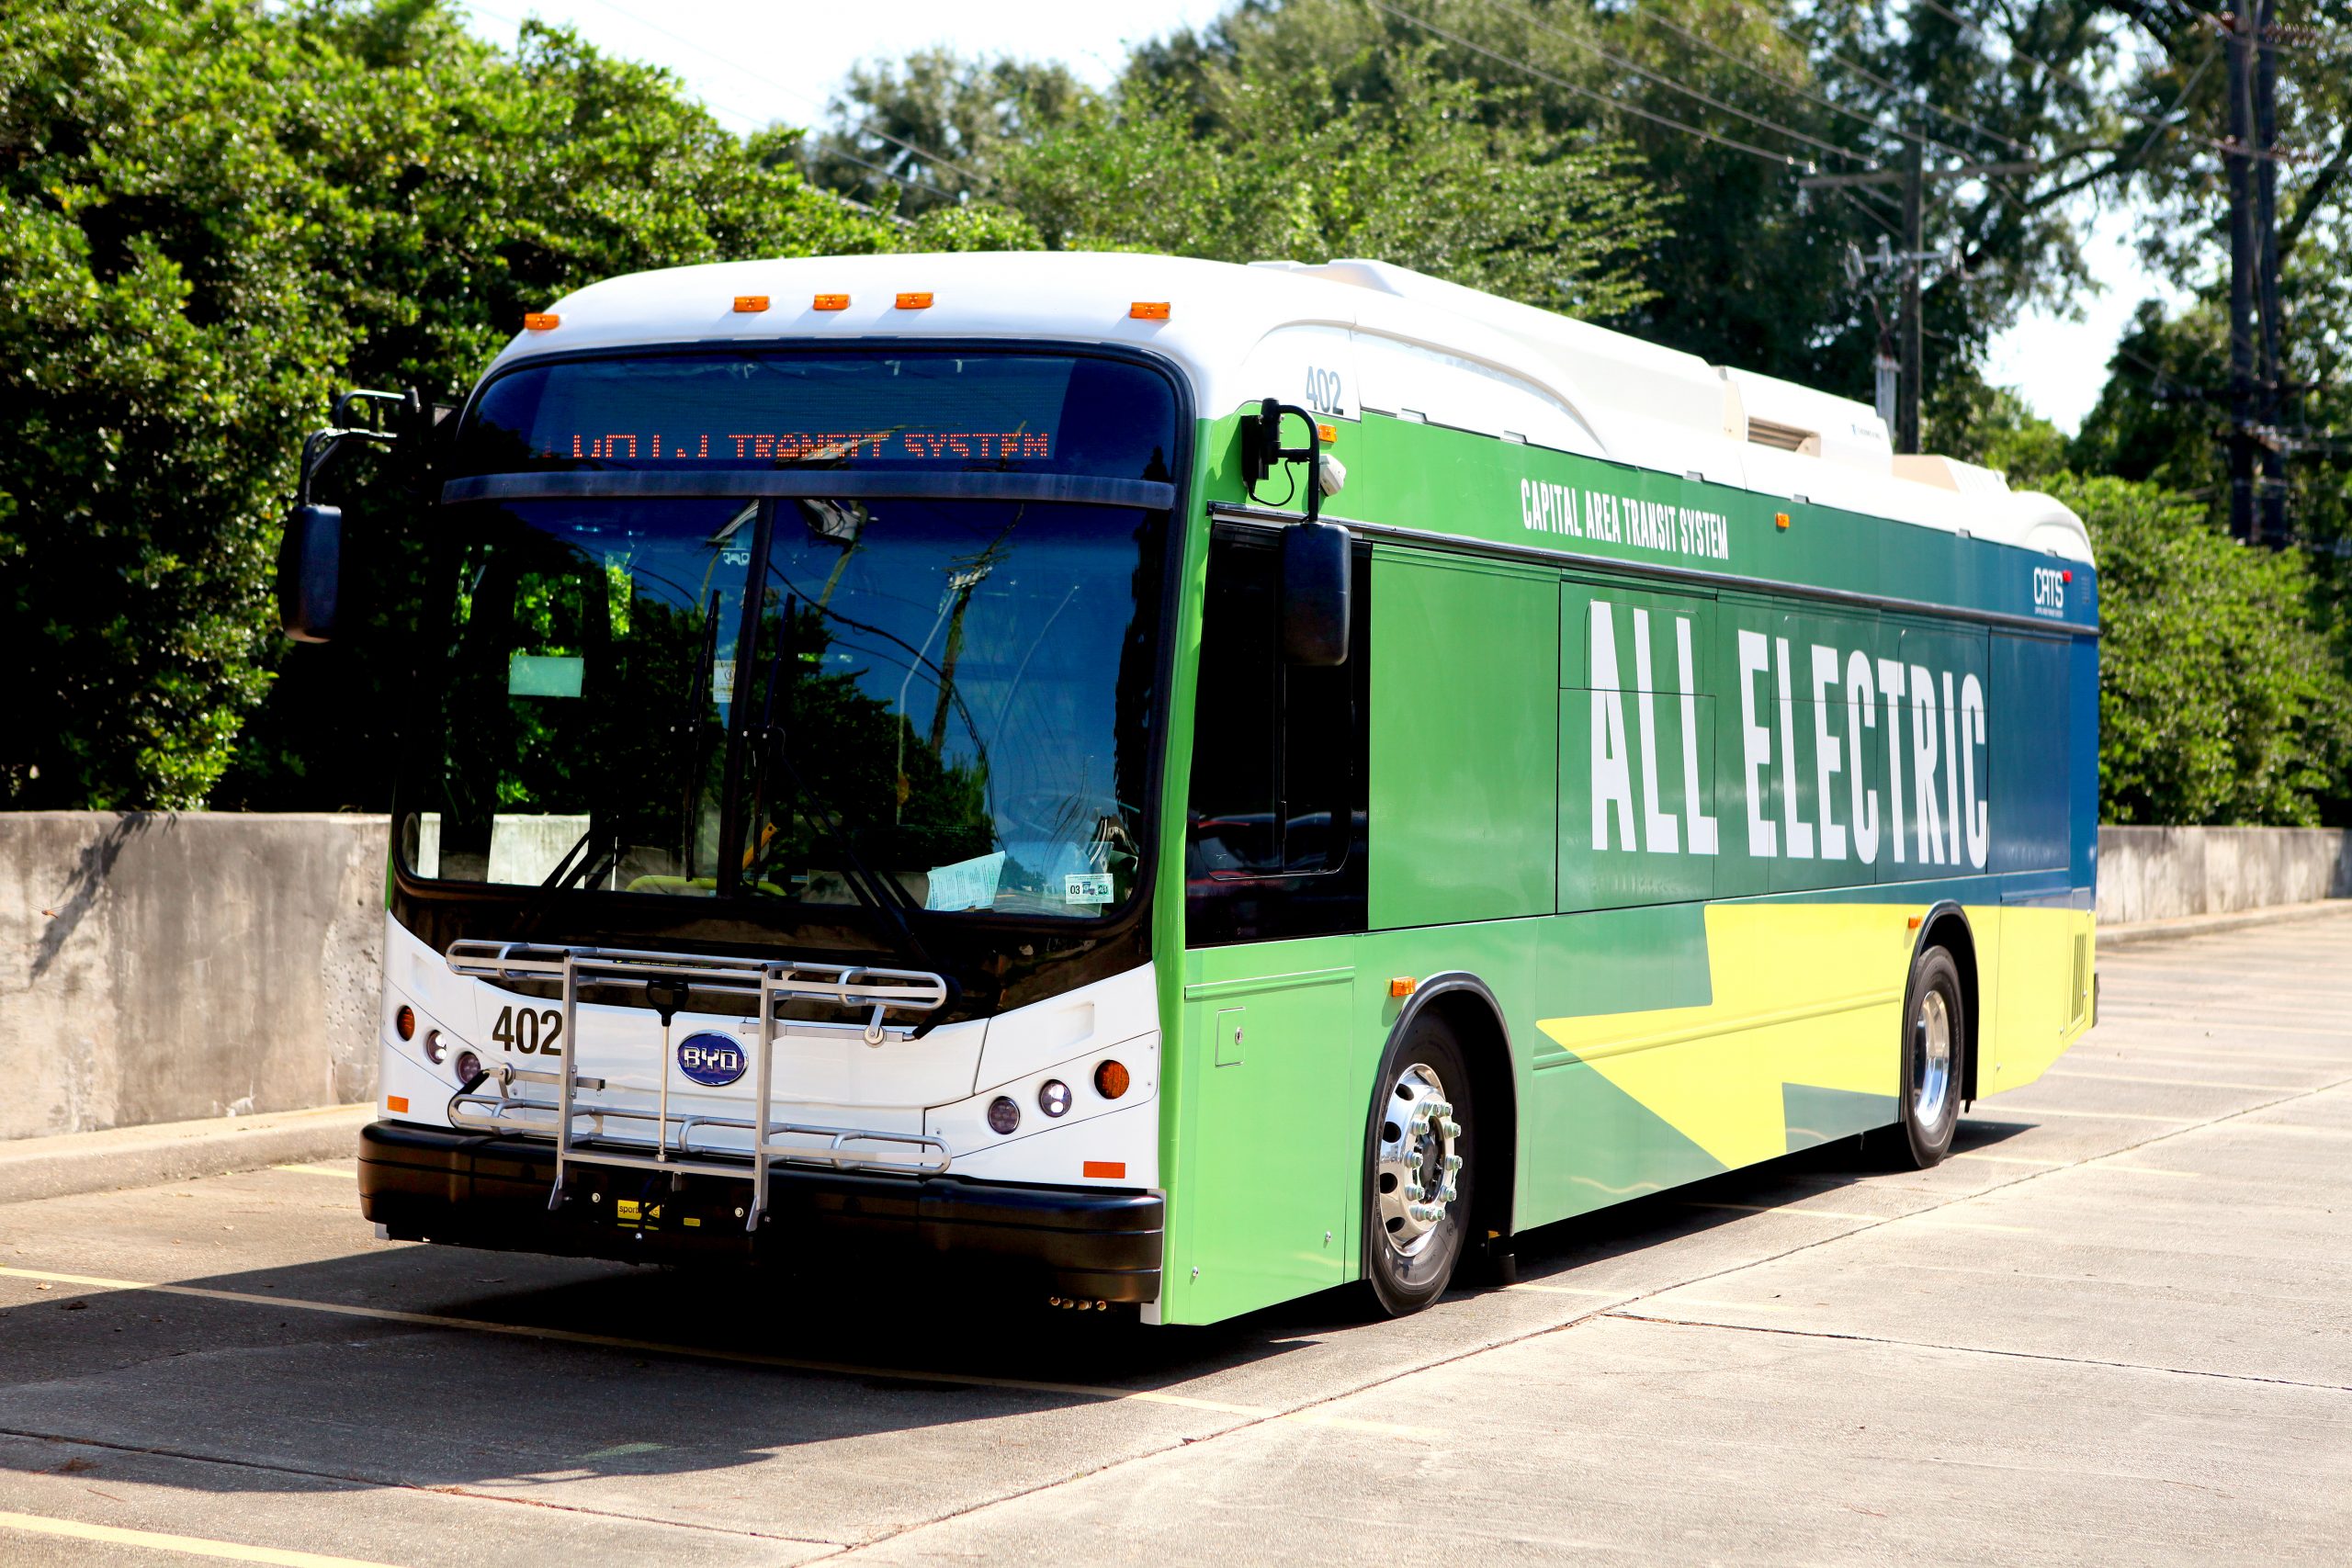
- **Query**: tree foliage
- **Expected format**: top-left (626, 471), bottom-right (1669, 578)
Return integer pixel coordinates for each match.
top-left (0, 0), bottom-right (899, 810)
top-left (2053, 475), bottom-right (2351, 827)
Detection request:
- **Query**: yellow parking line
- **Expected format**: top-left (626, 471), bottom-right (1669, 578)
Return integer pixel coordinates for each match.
top-left (271, 1164), bottom-right (357, 1179)
top-left (0, 1267), bottom-right (1430, 1440)
top-left (0, 1508), bottom-right (402, 1567)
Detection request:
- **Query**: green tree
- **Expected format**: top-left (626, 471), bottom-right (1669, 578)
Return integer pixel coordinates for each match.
top-left (2052, 474), bottom-right (2351, 826)
top-left (996, 43), bottom-right (1666, 318)
top-left (0, 0), bottom-right (899, 810)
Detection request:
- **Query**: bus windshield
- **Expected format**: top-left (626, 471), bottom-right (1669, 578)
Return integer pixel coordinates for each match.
top-left (402, 351), bottom-right (1176, 920)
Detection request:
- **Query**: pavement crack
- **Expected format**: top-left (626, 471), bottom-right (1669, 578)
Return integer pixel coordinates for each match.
top-left (1600, 1310), bottom-right (2352, 1393)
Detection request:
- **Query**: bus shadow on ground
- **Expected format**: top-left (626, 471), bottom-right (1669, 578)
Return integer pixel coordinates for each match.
top-left (1488, 1116), bottom-right (2041, 1292)
top-left (0, 1118), bottom-right (2041, 1501)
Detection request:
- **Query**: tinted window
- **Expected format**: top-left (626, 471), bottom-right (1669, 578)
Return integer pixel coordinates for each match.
top-left (1185, 529), bottom-right (1368, 944)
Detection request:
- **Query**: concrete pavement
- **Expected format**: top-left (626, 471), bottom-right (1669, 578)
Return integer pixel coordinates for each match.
top-left (0, 916), bottom-right (2346, 1564)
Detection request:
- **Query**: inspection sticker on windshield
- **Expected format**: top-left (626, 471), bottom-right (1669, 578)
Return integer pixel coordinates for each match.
top-left (1064, 872), bottom-right (1114, 906)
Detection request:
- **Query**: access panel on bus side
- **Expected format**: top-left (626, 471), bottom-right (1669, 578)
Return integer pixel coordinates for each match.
top-left (1984, 627), bottom-right (2092, 1095)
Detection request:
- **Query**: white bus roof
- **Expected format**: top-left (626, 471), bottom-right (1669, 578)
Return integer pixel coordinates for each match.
top-left (501, 250), bottom-right (2091, 565)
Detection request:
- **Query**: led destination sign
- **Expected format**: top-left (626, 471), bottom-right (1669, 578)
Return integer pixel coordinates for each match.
top-left (458, 351), bottom-right (1175, 481)
top-left (560, 428), bottom-right (1053, 463)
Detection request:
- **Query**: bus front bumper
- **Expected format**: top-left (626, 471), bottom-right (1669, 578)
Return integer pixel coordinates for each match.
top-left (356, 1121), bottom-right (1164, 1305)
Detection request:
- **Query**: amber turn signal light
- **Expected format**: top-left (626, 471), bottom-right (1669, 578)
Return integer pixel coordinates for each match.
top-left (813, 293), bottom-right (850, 311)
top-left (1094, 1059), bottom-right (1130, 1100)
top-left (523, 312), bottom-right (560, 331)
top-left (1387, 976), bottom-right (1418, 998)
top-left (395, 1005), bottom-right (416, 1041)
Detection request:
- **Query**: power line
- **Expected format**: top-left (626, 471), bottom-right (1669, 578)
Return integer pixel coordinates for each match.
top-left (1771, 7), bottom-right (2035, 155)
top-left (1636, 3), bottom-right (1965, 163)
top-left (1912, 0), bottom-right (2301, 164)
top-left (1479, 0), bottom-right (1879, 168)
top-left (1366, 0), bottom-right (1826, 171)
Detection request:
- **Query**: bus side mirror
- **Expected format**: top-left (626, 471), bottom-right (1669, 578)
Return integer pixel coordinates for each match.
top-left (1281, 520), bottom-right (1351, 665)
top-left (277, 502), bottom-right (343, 643)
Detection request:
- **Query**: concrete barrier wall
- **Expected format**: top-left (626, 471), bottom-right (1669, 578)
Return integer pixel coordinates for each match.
top-left (0, 813), bottom-right (387, 1141)
top-left (1, 813), bottom-right (2345, 1140)
top-left (2098, 826), bottom-right (2352, 925)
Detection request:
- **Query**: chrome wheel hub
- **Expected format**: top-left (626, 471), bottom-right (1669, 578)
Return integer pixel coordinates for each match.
top-left (1912, 988), bottom-right (1953, 1134)
top-left (1375, 1062), bottom-right (1460, 1257)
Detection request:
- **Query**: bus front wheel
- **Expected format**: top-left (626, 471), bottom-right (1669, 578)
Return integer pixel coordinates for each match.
top-left (1874, 944), bottom-right (1963, 1169)
top-left (1362, 1016), bottom-right (1475, 1317)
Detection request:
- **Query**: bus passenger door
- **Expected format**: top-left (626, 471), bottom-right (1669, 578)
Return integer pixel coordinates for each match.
top-left (1170, 527), bottom-right (1370, 1324)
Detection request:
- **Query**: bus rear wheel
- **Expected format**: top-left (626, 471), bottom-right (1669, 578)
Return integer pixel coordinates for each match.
top-left (1362, 1016), bottom-right (1475, 1317)
top-left (1873, 944), bottom-right (1963, 1169)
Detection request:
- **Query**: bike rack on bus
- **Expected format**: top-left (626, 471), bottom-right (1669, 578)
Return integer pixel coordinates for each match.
top-left (441, 941), bottom-right (952, 1231)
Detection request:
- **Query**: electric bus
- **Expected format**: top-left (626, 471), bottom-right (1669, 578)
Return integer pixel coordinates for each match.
top-left (299, 251), bottom-right (2098, 1325)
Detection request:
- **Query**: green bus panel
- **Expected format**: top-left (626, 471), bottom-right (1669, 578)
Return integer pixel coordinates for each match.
top-left (1367, 548), bottom-right (1557, 929)
top-left (1166, 942), bottom-right (1359, 1325)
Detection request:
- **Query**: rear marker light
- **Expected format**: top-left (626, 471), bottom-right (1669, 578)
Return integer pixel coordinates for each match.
top-left (452, 1050), bottom-right (482, 1087)
top-left (2063, 570), bottom-right (2074, 582)
top-left (733, 295), bottom-right (770, 313)
top-left (1083, 1160), bottom-right (1125, 1179)
top-left (386, 1096), bottom-right (410, 1113)
top-left (1128, 301), bottom-right (1170, 320)
top-left (422, 1028), bottom-right (447, 1065)
top-left (988, 1096), bottom-right (1021, 1135)
top-left (813, 293), bottom-right (850, 311)
top-left (896, 291), bottom-right (933, 310)
top-left (524, 312), bottom-right (560, 331)
top-left (395, 1005), bottom-right (416, 1041)
top-left (1039, 1080), bottom-right (1072, 1118)
top-left (1094, 1059), bottom-right (1130, 1100)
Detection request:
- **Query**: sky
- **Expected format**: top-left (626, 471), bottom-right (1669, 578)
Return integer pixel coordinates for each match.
top-left (456, 0), bottom-right (2176, 435)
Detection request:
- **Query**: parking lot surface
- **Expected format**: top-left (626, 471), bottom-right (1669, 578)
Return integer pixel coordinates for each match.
top-left (3, 912), bottom-right (2347, 1565)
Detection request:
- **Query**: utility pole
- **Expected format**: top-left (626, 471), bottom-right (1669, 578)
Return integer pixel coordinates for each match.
top-left (2226, 6), bottom-right (2259, 542)
top-left (2255, 0), bottom-right (2287, 546)
top-left (1899, 138), bottom-right (1925, 455)
top-left (1804, 156), bottom-right (2037, 449)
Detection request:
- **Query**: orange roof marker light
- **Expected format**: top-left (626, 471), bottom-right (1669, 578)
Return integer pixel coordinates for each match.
top-left (523, 312), bottom-right (560, 332)
top-left (813, 293), bottom-right (850, 311)
top-left (732, 295), bottom-right (770, 313)
top-left (896, 291), bottom-right (933, 310)
top-left (1774, 511), bottom-right (1792, 530)
top-left (1129, 300), bottom-right (1170, 321)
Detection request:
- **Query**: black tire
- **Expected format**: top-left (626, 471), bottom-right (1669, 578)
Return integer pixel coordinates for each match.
top-left (1872, 944), bottom-right (1964, 1169)
top-left (1362, 1012), bottom-right (1476, 1317)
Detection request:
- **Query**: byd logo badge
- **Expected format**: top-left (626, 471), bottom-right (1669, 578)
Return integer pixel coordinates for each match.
top-left (676, 1031), bottom-right (747, 1088)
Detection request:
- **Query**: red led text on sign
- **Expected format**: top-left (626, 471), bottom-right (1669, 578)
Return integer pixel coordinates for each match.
top-left (561, 430), bottom-right (1052, 462)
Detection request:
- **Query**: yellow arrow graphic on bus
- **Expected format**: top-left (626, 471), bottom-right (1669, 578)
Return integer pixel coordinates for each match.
top-left (1534, 903), bottom-right (1919, 1170)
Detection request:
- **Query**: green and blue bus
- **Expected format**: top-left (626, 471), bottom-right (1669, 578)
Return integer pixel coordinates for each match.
top-left (304, 252), bottom-right (2098, 1324)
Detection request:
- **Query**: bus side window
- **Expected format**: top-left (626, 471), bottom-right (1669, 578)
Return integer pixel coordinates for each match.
top-left (1185, 530), bottom-right (1368, 945)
